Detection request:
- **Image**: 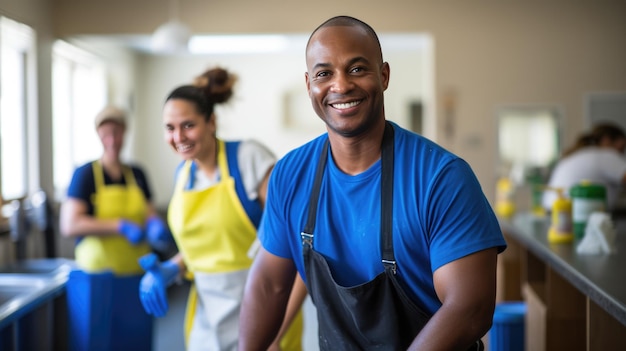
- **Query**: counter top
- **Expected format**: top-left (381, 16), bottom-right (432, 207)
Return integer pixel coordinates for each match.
top-left (0, 275), bottom-right (67, 329)
top-left (0, 258), bottom-right (73, 329)
top-left (500, 213), bottom-right (626, 326)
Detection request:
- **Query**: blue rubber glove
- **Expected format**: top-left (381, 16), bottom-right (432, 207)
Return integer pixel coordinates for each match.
top-left (138, 253), bottom-right (180, 317)
top-left (145, 216), bottom-right (175, 252)
top-left (118, 220), bottom-right (145, 244)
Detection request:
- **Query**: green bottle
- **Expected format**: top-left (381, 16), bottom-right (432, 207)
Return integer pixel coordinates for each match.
top-left (570, 181), bottom-right (607, 240)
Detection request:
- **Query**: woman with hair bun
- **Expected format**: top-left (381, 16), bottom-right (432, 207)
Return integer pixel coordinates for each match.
top-left (138, 67), bottom-right (305, 350)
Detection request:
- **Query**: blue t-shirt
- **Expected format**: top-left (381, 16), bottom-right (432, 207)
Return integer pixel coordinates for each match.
top-left (67, 161), bottom-right (153, 215)
top-left (259, 121), bottom-right (506, 314)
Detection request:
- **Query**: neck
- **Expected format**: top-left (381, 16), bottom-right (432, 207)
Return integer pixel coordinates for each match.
top-left (194, 138), bottom-right (219, 180)
top-left (100, 154), bottom-right (123, 180)
top-left (328, 121), bottom-right (386, 175)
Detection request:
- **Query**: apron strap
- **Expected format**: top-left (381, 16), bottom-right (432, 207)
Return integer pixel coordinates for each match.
top-left (300, 122), bottom-right (396, 274)
top-left (380, 122), bottom-right (396, 274)
top-left (216, 139), bottom-right (230, 179)
top-left (92, 161), bottom-right (137, 190)
top-left (92, 160), bottom-right (105, 190)
top-left (122, 165), bottom-right (138, 187)
top-left (182, 139), bottom-right (227, 190)
top-left (301, 138), bottom-right (328, 247)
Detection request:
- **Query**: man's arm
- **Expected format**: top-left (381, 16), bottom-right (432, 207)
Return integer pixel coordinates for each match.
top-left (408, 247), bottom-right (498, 350)
top-left (269, 273), bottom-right (308, 349)
top-left (239, 246), bottom-right (298, 351)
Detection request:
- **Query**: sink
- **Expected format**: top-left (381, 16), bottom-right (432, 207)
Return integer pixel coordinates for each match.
top-left (0, 258), bottom-right (74, 277)
top-left (0, 274), bottom-right (64, 328)
top-left (0, 275), bottom-right (48, 305)
top-left (0, 259), bottom-right (74, 329)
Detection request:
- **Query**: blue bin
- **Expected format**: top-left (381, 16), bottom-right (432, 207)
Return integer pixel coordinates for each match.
top-left (66, 270), bottom-right (153, 351)
top-left (489, 301), bottom-right (526, 351)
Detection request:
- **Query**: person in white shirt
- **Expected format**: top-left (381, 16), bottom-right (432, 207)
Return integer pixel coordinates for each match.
top-left (542, 122), bottom-right (626, 211)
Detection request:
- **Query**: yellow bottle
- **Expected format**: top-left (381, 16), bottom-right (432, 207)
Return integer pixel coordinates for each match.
top-left (495, 177), bottom-right (516, 220)
top-left (548, 188), bottom-right (573, 244)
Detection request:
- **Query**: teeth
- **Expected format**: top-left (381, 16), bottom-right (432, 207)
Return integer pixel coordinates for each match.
top-left (177, 144), bottom-right (192, 152)
top-left (332, 101), bottom-right (361, 109)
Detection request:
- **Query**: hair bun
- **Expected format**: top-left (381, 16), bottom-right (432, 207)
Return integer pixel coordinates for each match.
top-left (193, 67), bottom-right (237, 104)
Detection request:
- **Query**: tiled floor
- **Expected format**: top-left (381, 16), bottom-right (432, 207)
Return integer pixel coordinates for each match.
top-left (154, 281), bottom-right (319, 351)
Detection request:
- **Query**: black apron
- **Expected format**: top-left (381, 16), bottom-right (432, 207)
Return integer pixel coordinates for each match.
top-left (301, 122), bottom-right (484, 351)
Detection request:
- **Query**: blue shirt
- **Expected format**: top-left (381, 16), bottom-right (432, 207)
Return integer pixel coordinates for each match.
top-left (259, 122), bottom-right (506, 314)
top-left (67, 161), bottom-right (152, 215)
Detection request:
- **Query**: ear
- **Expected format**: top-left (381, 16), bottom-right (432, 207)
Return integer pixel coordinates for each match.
top-left (208, 113), bottom-right (217, 133)
top-left (305, 72), bottom-right (312, 97)
top-left (381, 62), bottom-right (390, 91)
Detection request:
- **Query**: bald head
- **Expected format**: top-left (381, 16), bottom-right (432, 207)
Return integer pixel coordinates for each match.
top-left (306, 16), bottom-right (383, 61)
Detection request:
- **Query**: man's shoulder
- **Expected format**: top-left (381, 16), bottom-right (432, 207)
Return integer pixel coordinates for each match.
top-left (68, 162), bottom-right (96, 196)
top-left (72, 161), bottom-right (95, 177)
top-left (393, 123), bottom-right (459, 163)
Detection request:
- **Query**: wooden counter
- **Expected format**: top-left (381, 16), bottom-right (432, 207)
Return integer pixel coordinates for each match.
top-left (499, 213), bottom-right (626, 351)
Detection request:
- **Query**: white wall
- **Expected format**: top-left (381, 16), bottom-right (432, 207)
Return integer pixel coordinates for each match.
top-left (4, 0), bottom-right (626, 211)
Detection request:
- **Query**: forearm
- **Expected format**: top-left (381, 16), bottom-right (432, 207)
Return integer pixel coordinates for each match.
top-left (271, 273), bottom-right (308, 343)
top-left (60, 198), bottom-right (124, 238)
top-left (408, 302), bottom-right (493, 351)
top-left (239, 249), bottom-right (296, 351)
top-left (146, 203), bottom-right (160, 219)
top-left (60, 214), bottom-right (121, 238)
top-left (409, 248), bottom-right (498, 350)
top-left (240, 278), bottom-right (291, 350)
top-left (170, 252), bottom-right (187, 278)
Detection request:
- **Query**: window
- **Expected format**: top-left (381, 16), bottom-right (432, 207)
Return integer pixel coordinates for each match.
top-left (497, 105), bottom-right (561, 184)
top-left (52, 41), bottom-right (107, 200)
top-left (0, 17), bottom-right (35, 201)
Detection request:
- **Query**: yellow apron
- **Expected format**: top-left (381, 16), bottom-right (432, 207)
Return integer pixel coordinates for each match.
top-left (169, 140), bottom-right (302, 350)
top-left (75, 161), bottom-right (151, 275)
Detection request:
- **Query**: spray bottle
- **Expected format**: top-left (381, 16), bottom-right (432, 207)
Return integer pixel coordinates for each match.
top-left (548, 188), bottom-right (573, 244)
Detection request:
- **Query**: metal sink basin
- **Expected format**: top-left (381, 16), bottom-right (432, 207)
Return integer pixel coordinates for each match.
top-left (0, 258), bottom-right (74, 277)
top-left (0, 274), bottom-right (66, 327)
top-left (0, 259), bottom-right (73, 328)
top-left (0, 275), bottom-right (48, 305)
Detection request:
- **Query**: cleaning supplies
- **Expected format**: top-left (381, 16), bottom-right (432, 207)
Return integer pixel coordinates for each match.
top-left (576, 211), bottom-right (616, 255)
top-left (547, 188), bottom-right (573, 244)
top-left (527, 173), bottom-right (546, 217)
top-left (495, 177), bottom-right (516, 220)
top-left (570, 181), bottom-right (607, 240)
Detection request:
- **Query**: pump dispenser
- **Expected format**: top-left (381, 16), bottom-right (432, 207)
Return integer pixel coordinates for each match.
top-left (548, 188), bottom-right (573, 244)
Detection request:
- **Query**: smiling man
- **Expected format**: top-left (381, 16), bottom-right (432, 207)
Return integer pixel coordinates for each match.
top-left (239, 15), bottom-right (506, 351)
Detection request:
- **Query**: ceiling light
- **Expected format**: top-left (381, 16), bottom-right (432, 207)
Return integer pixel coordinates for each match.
top-left (151, 20), bottom-right (191, 53)
top-left (188, 35), bottom-right (290, 54)
top-left (150, 0), bottom-right (191, 54)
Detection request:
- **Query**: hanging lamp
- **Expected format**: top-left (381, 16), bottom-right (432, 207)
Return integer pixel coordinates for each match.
top-left (151, 0), bottom-right (192, 53)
